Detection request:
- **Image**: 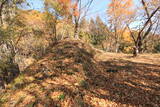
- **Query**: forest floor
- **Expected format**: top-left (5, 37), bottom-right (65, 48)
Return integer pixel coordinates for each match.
top-left (0, 40), bottom-right (160, 107)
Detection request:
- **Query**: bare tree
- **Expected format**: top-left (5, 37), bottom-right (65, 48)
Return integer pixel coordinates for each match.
top-left (127, 0), bottom-right (160, 56)
top-left (107, 0), bottom-right (135, 53)
top-left (72, 0), bottom-right (93, 39)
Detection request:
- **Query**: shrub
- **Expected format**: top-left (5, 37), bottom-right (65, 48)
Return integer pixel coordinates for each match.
top-left (154, 43), bottom-right (160, 53)
top-left (79, 80), bottom-right (88, 89)
top-left (119, 43), bottom-right (133, 54)
top-left (58, 94), bottom-right (65, 100)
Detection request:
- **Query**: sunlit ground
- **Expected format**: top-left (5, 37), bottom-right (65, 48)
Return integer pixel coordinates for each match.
top-left (0, 41), bottom-right (160, 107)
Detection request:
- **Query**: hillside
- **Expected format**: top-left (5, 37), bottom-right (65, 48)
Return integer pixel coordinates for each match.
top-left (0, 40), bottom-right (160, 107)
top-left (0, 0), bottom-right (160, 107)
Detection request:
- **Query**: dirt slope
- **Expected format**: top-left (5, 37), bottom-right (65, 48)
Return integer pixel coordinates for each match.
top-left (0, 40), bottom-right (160, 107)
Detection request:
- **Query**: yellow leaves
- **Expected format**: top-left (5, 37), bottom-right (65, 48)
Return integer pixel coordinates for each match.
top-left (18, 10), bottom-right (45, 28)
top-left (45, 0), bottom-right (71, 16)
top-left (123, 46), bottom-right (133, 53)
top-left (45, 0), bottom-right (80, 18)
top-left (122, 29), bottom-right (132, 43)
top-left (107, 0), bottom-right (135, 24)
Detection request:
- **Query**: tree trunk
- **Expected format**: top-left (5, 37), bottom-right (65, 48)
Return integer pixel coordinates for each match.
top-left (133, 40), bottom-right (143, 57)
top-left (49, 19), bottom-right (57, 46)
top-left (133, 46), bottom-right (139, 57)
top-left (0, 0), bottom-right (8, 26)
top-left (114, 27), bottom-right (120, 53)
top-left (0, 10), bottom-right (3, 25)
top-left (53, 24), bottom-right (57, 42)
top-left (4, 41), bottom-right (17, 64)
top-left (0, 3), bottom-right (4, 25)
top-left (101, 42), bottom-right (105, 51)
top-left (74, 22), bottom-right (79, 39)
top-left (53, 18), bottom-right (58, 42)
top-left (115, 42), bottom-right (119, 53)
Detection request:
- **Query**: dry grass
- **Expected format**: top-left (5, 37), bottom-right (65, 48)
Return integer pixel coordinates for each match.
top-left (0, 40), bottom-right (160, 107)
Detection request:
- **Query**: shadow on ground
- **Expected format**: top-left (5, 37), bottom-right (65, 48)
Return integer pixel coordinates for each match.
top-left (87, 59), bottom-right (160, 107)
top-left (1, 40), bottom-right (160, 107)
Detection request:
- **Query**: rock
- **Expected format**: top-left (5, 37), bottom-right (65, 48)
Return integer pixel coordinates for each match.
top-left (0, 77), bottom-right (5, 90)
top-left (5, 63), bottom-right (20, 84)
top-left (0, 63), bottom-right (20, 88)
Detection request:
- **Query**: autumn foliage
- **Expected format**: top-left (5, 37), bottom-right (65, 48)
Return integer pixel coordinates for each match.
top-left (45, 0), bottom-right (79, 17)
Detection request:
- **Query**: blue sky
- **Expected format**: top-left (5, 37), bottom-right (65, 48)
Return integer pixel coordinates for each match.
top-left (25, 0), bottom-right (140, 22)
top-left (25, 0), bottom-right (109, 21)
top-left (25, 0), bottom-right (44, 10)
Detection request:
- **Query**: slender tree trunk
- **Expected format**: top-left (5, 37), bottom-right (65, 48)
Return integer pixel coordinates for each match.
top-left (53, 24), bottom-right (57, 41)
top-left (115, 42), bottom-right (119, 53)
top-left (101, 42), bottom-right (105, 51)
top-left (6, 41), bottom-right (16, 64)
top-left (0, 0), bottom-right (8, 26)
top-left (115, 34), bottom-right (120, 53)
top-left (114, 26), bottom-right (120, 53)
top-left (0, 3), bottom-right (4, 26)
top-left (49, 18), bottom-right (57, 46)
top-left (53, 17), bottom-right (57, 42)
top-left (74, 22), bottom-right (79, 39)
top-left (0, 10), bottom-right (3, 25)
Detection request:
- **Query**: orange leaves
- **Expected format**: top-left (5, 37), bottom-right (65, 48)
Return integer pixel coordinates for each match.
top-left (72, 2), bottom-right (78, 9)
top-left (45, 0), bottom-right (80, 18)
top-left (73, 10), bottom-right (79, 17)
top-left (107, 0), bottom-right (135, 26)
top-left (57, 0), bottom-right (71, 14)
top-left (108, 0), bottom-right (134, 17)
top-left (72, 2), bottom-right (79, 17)
top-left (57, 0), bottom-right (79, 17)
top-left (57, 0), bottom-right (71, 8)
top-left (58, 0), bottom-right (71, 4)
